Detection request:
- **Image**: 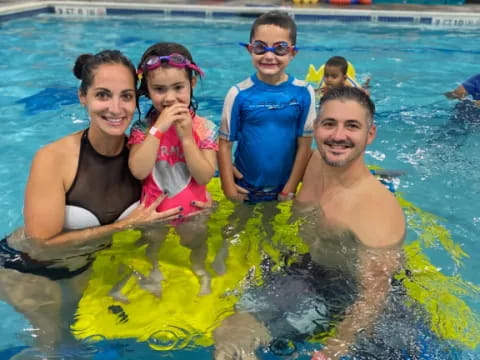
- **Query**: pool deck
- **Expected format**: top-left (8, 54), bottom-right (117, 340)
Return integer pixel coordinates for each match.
top-left (0, 0), bottom-right (479, 22)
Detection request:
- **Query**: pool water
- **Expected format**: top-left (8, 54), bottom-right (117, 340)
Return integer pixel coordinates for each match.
top-left (0, 13), bottom-right (479, 359)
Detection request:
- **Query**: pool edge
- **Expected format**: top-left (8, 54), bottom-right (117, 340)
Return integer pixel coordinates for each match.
top-left (1, 0), bottom-right (480, 27)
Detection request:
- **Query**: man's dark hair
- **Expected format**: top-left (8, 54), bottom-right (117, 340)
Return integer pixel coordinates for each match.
top-left (318, 87), bottom-right (375, 126)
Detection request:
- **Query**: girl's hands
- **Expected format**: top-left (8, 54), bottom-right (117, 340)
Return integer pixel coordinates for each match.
top-left (154, 103), bottom-right (190, 133)
top-left (173, 107), bottom-right (193, 142)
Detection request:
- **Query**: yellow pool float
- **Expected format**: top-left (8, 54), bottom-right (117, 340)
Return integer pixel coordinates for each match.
top-left (72, 179), bottom-right (480, 351)
top-left (72, 178), bottom-right (308, 348)
top-left (305, 61), bottom-right (360, 88)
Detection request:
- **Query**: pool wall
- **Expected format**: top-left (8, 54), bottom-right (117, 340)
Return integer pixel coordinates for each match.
top-left (1, 1), bottom-right (480, 27)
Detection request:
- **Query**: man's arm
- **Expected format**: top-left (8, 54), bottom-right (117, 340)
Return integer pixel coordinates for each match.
top-left (314, 246), bottom-right (403, 359)
top-left (313, 187), bottom-right (405, 359)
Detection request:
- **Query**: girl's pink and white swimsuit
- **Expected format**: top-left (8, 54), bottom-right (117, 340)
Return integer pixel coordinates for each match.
top-left (129, 113), bottom-right (218, 216)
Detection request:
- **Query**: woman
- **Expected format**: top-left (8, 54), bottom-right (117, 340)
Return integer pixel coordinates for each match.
top-left (0, 50), bottom-right (182, 357)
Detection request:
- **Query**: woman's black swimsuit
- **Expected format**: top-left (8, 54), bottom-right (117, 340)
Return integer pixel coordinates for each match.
top-left (0, 129), bottom-right (141, 280)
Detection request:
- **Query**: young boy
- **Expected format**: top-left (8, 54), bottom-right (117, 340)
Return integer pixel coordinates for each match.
top-left (316, 56), bottom-right (368, 98)
top-left (218, 10), bottom-right (316, 203)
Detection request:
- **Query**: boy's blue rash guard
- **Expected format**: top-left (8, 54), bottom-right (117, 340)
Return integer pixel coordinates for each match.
top-left (219, 74), bottom-right (316, 188)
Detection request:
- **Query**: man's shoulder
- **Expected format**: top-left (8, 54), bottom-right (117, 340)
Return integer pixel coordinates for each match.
top-left (358, 175), bottom-right (403, 216)
top-left (353, 178), bottom-right (405, 247)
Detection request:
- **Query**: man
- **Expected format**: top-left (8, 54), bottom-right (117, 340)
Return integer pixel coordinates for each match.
top-left (297, 86), bottom-right (405, 359)
top-left (214, 87), bottom-right (406, 360)
top-left (297, 86), bottom-right (405, 248)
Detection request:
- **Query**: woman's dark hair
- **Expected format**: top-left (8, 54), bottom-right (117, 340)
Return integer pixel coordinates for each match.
top-left (73, 50), bottom-right (137, 96)
top-left (137, 42), bottom-right (202, 119)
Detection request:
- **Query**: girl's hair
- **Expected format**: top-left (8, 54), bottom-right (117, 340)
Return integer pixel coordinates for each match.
top-left (137, 42), bottom-right (201, 119)
top-left (73, 50), bottom-right (137, 96)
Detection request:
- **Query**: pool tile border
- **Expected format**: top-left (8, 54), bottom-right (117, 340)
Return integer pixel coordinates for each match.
top-left (1, 1), bottom-right (480, 27)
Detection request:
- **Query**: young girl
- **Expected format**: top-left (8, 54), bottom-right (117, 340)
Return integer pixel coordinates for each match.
top-left (127, 42), bottom-right (218, 296)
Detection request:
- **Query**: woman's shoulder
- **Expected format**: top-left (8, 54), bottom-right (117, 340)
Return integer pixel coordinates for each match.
top-left (33, 130), bottom-right (83, 164)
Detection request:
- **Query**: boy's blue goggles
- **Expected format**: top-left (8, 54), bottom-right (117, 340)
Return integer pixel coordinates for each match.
top-left (239, 41), bottom-right (298, 56)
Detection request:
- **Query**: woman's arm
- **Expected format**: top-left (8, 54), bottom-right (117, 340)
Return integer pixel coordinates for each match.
top-left (24, 145), bottom-right (69, 241)
top-left (24, 145), bottom-right (180, 249)
top-left (37, 196), bottom-right (181, 248)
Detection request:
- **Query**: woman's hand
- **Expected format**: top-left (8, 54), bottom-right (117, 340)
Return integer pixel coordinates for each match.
top-left (121, 194), bottom-right (182, 226)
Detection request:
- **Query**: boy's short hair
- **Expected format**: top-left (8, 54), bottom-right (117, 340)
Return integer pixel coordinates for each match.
top-left (250, 11), bottom-right (297, 45)
top-left (318, 87), bottom-right (375, 126)
top-left (325, 56), bottom-right (348, 75)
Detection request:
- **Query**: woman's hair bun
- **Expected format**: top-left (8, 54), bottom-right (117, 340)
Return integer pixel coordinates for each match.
top-left (73, 53), bottom-right (94, 79)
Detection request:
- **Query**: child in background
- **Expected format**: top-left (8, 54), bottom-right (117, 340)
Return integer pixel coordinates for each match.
top-left (127, 42), bottom-right (218, 297)
top-left (316, 56), bottom-right (370, 98)
top-left (218, 10), bottom-right (316, 203)
top-left (445, 73), bottom-right (480, 106)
